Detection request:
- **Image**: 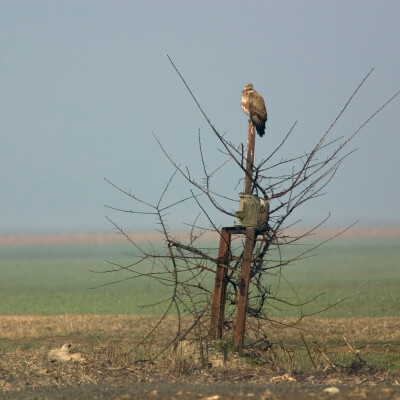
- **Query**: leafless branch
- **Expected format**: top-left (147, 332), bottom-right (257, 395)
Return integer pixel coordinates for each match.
top-left (99, 58), bottom-right (398, 356)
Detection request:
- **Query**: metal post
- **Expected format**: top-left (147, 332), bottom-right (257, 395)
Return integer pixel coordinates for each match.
top-left (209, 228), bottom-right (231, 339)
top-left (209, 121), bottom-right (258, 348)
top-left (234, 226), bottom-right (256, 348)
top-left (244, 121), bottom-right (256, 194)
top-left (234, 121), bottom-right (257, 349)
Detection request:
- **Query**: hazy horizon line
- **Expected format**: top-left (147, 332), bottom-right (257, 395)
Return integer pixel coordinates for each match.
top-left (1, 226), bottom-right (399, 248)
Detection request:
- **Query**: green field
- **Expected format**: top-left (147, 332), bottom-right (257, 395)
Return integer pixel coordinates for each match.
top-left (1, 237), bottom-right (399, 317)
top-left (266, 237), bottom-right (400, 318)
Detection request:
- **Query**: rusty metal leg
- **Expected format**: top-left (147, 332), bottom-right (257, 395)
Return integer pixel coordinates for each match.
top-left (210, 228), bottom-right (231, 339)
top-left (234, 226), bottom-right (256, 350)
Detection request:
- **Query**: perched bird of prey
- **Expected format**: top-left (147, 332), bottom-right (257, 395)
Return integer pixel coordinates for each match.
top-left (241, 83), bottom-right (268, 137)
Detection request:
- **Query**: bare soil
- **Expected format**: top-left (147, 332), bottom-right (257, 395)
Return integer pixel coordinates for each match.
top-left (3, 381), bottom-right (400, 400)
top-left (1, 316), bottom-right (400, 399)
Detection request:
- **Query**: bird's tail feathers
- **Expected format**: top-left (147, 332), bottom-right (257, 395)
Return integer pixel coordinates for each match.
top-left (252, 116), bottom-right (266, 137)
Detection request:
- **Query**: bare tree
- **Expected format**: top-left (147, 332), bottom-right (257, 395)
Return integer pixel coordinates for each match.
top-left (96, 58), bottom-right (399, 358)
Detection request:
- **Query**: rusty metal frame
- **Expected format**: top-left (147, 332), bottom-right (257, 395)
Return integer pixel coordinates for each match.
top-left (209, 226), bottom-right (246, 340)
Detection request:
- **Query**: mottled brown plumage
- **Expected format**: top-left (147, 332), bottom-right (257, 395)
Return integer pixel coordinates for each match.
top-left (241, 83), bottom-right (267, 137)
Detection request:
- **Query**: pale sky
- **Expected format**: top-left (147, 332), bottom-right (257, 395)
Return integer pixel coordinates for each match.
top-left (1, 1), bottom-right (399, 234)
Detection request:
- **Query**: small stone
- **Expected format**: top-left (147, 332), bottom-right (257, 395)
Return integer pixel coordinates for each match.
top-left (323, 386), bottom-right (340, 395)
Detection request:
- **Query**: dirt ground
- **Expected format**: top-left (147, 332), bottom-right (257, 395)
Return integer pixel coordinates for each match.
top-left (3, 381), bottom-right (400, 400)
top-left (2, 351), bottom-right (400, 400)
top-left (1, 315), bottom-right (400, 399)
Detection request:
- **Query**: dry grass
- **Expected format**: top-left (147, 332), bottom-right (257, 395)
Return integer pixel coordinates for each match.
top-left (2, 315), bottom-right (400, 360)
top-left (1, 315), bottom-right (400, 394)
top-left (0, 314), bottom-right (158, 340)
top-left (2, 315), bottom-right (399, 342)
top-left (270, 317), bottom-right (400, 345)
